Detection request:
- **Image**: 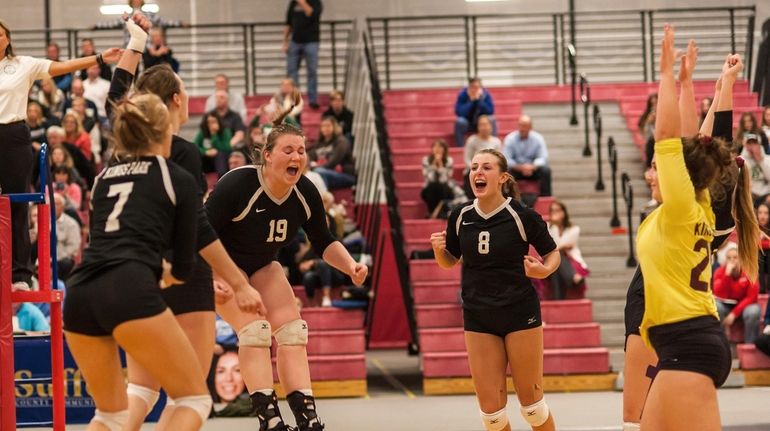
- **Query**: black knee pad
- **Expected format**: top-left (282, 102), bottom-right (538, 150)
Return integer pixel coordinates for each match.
top-left (287, 391), bottom-right (324, 431)
top-left (250, 391), bottom-right (290, 431)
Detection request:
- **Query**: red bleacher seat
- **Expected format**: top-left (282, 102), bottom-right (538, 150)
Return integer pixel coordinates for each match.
top-left (422, 348), bottom-right (609, 377)
top-left (419, 323), bottom-right (601, 352)
top-left (738, 344), bottom-right (770, 370)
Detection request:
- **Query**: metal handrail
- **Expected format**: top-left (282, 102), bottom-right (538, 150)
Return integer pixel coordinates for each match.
top-left (593, 104), bottom-right (605, 191)
top-left (608, 138), bottom-right (621, 228)
top-left (621, 173), bottom-right (637, 268)
top-left (580, 73), bottom-right (592, 157)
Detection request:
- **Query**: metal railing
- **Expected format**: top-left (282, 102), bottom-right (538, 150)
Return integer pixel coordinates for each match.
top-left (367, 6), bottom-right (755, 89)
top-left (11, 20), bottom-right (353, 96)
top-left (622, 172), bottom-right (638, 268)
top-left (345, 22), bottom-right (418, 351)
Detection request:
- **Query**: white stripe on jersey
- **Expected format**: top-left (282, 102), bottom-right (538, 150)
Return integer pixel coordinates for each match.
top-left (293, 186), bottom-right (312, 221)
top-left (156, 155), bottom-right (176, 205)
top-left (232, 188), bottom-right (264, 222)
top-left (505, 206), bottom-right (527, 242)
top-left (217, 164), bottom-right (257, 181)
top-left (714, 226), bottom-right (735, 237)
top-left (473, 197), bottom-right (511, 220)
top-left (455, 204), bottom-right (475, 236)
top-left (90, 166), bottom-right (109, 211)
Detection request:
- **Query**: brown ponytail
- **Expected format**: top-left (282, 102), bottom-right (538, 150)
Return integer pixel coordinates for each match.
top-left (733, 158), bottom-right (760, 281)
top-left (257, 87), bottom-right (304, 165)
top-left (111, 94), bottom-right (170, 156)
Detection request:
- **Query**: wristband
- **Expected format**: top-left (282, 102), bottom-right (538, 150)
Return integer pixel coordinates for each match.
top-left (96, 53), bottom-right (105, 67)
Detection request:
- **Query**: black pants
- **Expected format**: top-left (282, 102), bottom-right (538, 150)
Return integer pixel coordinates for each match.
top-left (303, 260), bottom-right (348, 299)
top-left (0, 122), bottom-right (34, 284)
top-left (512, 165), bottom-right (552, 197)
top-left (421, 181), bottom-right (454, 215)
top-left (549, 250), bottom-right (576, 300)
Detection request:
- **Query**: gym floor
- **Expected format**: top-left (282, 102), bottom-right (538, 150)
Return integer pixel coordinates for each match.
top-left (33, 350), bottom-right (770, 431)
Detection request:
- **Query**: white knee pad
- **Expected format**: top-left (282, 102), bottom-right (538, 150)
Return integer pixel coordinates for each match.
top-left (238, 319), bottom-right (272, 347)
top-left (127, 383), bottom-right (160, 410)
top-left (174, 394), bottom-right (212, 423)
top-left (623, 422), bottom-right (641, 431)
top-left (274, 319), bottom-right (308, 346)
top-left (520, 398), bottom-right (550, 427)
top-left (93, 409), bottom-right (129, 431)
top-left (480, 407), bottom-right (509, 431)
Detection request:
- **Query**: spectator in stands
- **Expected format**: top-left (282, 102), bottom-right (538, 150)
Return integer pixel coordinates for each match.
top-left (503, 115), bottom-right (552, 196)
top-left (300, 258), bottom-right (346, 308)
top-left (264, 78), bottom-right (304, 127)
top-left (454, 77), bottom-right (496, 147)
top-left (51, 193), bottom-right (81, 279)
top-left (205, 74), bottom-right (247, 123)
top-left (737, 111), bottom-right (770, 154)
top-left (762, 106), bottom-right (770, 142)
top-left (12, 283), bottom-right (49, 332)
top-left (638, 93), bottom-right (657, 168)
top-left (78, 38), bottom-right (112, 81)
top-left (741, 133), bottom-right (770, 205)
top-left (244, 123), bottom-right (265, 158)
top-left (35, 76), bottom-right (65, 121)
top-left (228, 150), bottom-right (248, 171)
top-left (757, 203), bottom-right (770, 294)
top-left (212, 89), bottom-right (246, 147)
top-left (63, 78), bottom-right (99, 119)
top-left (61, 112), bottom-right (93, 162)
top-left (69, 97), bottom-right (101, 163)
top-left (420, 139), bottom-right (465, 219)
top-left (304, 163), bottom-right (327, 195)
top-left (52, 164), bottom-right (83, 210)
top-left (699, 96), bottom-right (713, 126)
top-left (26, 101), bottom-right (49, 151)
top-left (713, 242), bottom-right (761, 344)
top-left (143, 28), bottom-right (179, 72)
top-left (48, 139), bottom-right (82, 184)
top-left (309, 116), bottom-right (356, 190)
top-left (283, 0), bottom-right (322, 109)
top-left (82, 64), bottom-right (111, 124)
top-left (463, 114), bottom-right (501, 196)
top-left (45, 42), bottom-right (71, 93)
top-left (194, 112), bottom-right (232, 178)
top-left (323, 90), bottom-right (354, 139)
top-left (547, 201), bottom-right (589, 300)
top-left (95, 0), bottom-right (185, 45)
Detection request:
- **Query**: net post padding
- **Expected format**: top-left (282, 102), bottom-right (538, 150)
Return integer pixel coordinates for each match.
top-left (0, 196), bottom-right (16, 430)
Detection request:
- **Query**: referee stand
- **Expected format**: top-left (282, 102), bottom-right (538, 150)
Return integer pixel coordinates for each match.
top-left (0, 143), bottom-right (65, 430)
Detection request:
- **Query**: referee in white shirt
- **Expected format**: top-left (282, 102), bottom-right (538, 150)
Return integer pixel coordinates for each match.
top-left (0, 20), bottom-right (120, 289)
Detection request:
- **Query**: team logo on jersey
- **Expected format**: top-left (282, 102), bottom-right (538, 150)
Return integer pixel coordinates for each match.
top-left (3, 64), bottom-right (16, 75)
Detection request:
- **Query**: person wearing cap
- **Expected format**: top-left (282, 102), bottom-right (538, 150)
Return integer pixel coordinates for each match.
top-left (741, 132), bottom-right (770, 206)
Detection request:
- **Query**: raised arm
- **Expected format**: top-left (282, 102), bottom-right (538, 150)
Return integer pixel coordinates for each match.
top-left (655, 25), bottom-right (681, 142)
top-left (47, 49), bottom-right (121, 78)
top-left (718, 54), bottom-right (742, 112)
top-left (679, 39), bottom-right (699, 137)
top-left (698, 77), bottom-right (722, 136)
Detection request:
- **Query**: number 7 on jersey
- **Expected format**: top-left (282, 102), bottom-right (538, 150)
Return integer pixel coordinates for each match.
top-left (105, 182), bottom-right (134, 233)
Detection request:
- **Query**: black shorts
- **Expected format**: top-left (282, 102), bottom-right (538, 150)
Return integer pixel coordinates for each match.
top-left (64, 261), bottom-right (168, 336)
top-left (230, 251), bottom-right (274, 277)
top-left (161, 258), bottom-right (214, 315)
top-left (624, 267), bottom-right (645, 345)
top-left (463, 292), bottom-right (542, 338)
top-left (648, 316), bottom-right (732, 388)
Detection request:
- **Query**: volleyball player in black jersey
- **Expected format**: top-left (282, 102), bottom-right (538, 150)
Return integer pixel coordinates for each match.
top-left (621, 49), bottom-right (747, 431)
top-left (104, 16), bottom-right (264, 430)
top-left (63, 93), bottom-right (212, 431)
top-left (204, 92), bottom-right (367, 431)
top-left (431, 149), bottom-right (560, 431)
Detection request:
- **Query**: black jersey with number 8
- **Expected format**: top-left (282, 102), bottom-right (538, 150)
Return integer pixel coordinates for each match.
top-left (445, 197), bottom-right (556, 310)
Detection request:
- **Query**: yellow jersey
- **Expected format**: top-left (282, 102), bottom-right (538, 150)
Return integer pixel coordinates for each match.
top-left (636, 138), bottom-right (718, 346)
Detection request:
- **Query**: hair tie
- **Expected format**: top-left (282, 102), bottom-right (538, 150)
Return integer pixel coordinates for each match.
top-left (700, 135), bottom-right (713, 147)
top-left (736, 155), bottom-right (745, 168)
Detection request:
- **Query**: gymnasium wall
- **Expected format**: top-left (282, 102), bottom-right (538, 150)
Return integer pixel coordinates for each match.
top-left (5, 0), bottom-right (768, 32)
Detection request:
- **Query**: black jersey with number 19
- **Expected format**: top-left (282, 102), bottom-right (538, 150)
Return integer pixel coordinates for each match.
top-left (205, 165), bottom-right (336, 276)
top-left (69, 155), bottom-right (201, 284)
top-left (445, 197), bottom-right (557, 310)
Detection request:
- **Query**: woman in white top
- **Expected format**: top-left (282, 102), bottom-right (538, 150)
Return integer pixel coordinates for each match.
top-left (463, 115), bottom-right (501, 196)
top-left (547, 200), bottom-right (589, 300)
top-left (0, 19), bottom-right (119, 290)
